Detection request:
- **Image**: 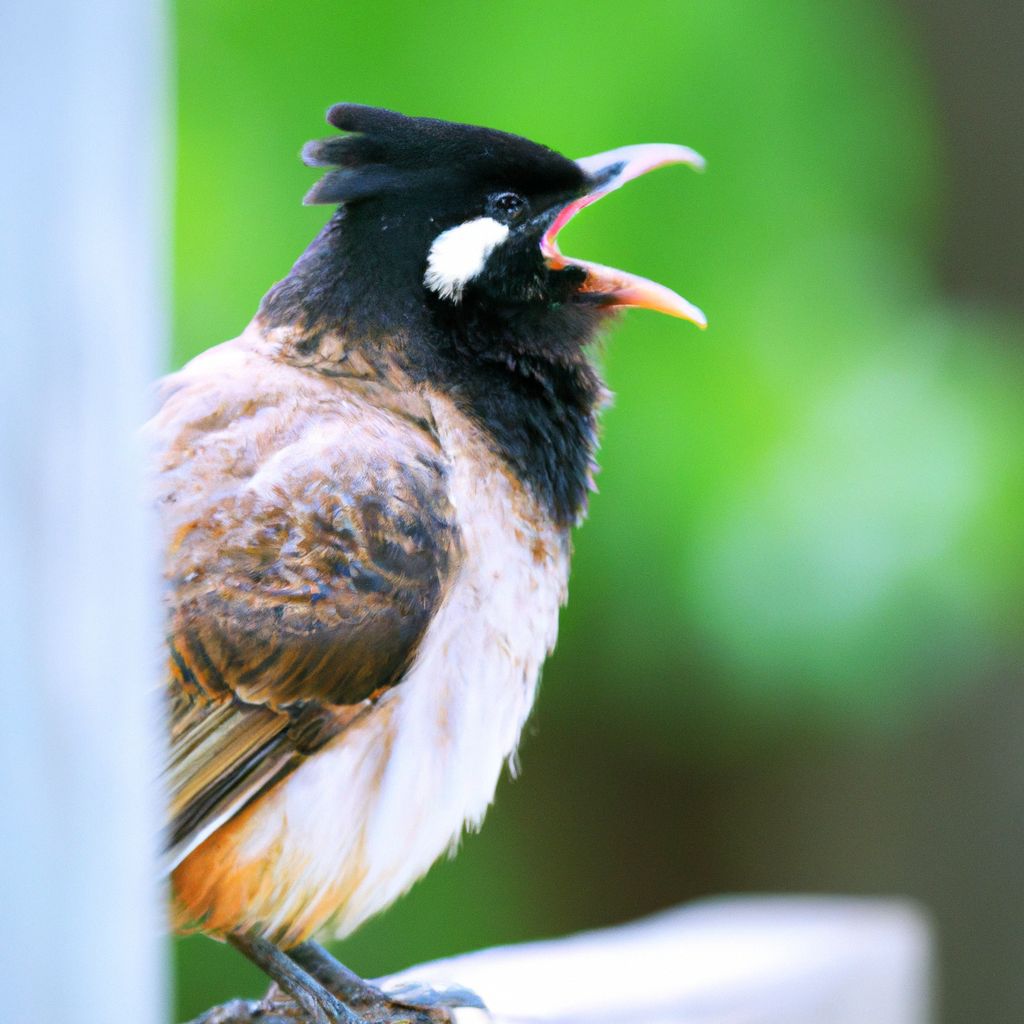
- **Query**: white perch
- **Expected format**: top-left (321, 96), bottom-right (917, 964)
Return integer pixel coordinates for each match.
top-left (386, 897), bottom-right (932, 1024)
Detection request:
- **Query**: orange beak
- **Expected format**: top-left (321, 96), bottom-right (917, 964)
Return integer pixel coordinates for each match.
top-left (541, 143), bottom-right (707, 328)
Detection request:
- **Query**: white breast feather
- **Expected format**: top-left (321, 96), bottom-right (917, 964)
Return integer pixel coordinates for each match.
top-left (423, 217), bottom-right (510, 301)
top-left (235, 394), bottom-right (570, 940)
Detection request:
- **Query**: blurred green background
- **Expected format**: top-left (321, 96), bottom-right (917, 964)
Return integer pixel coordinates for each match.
top-left (171, 2), bottom-right (1024, 1021)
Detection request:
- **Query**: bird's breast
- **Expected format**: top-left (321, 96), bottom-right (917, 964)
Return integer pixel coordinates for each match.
top-left (173, 388), bottom-right (571, 944)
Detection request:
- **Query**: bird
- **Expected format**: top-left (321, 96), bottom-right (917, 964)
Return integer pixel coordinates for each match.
top-left (149, 103), bottom-right (705, 1024)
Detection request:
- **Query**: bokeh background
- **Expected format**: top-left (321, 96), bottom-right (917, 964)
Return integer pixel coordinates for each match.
top-left (171, 2), bottom-right (1024, 1021)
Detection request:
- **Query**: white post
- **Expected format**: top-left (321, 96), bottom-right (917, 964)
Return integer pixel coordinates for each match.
top-left (0, 4), bottom-right (168, 1023)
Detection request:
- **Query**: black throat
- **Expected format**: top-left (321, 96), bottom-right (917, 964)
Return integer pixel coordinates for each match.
top-left (258, 209), bottom-right (608, 527)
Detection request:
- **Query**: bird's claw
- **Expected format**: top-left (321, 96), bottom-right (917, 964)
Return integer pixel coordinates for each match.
top-left (379, 981), bottom-right (488, 1013)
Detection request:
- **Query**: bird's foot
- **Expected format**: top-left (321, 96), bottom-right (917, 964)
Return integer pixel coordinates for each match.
top-left (287, 941), bottom-right (487, 1024)
top-left (185, 984), bottom-right (364, 1024)
top-left (225, 933), bottom-right (365, 1024)
top-left (194, 935), bottom-right (487, 1024)
top-left (183, 977), bottom-right (486, 1024)
top-left (375, 979), bottom-right (488, 1019)
top-left (183, 990), bottom-right (309, 1023)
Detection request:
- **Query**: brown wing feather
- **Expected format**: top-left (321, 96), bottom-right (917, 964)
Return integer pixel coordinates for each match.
top-left (151, 341), bottom-right (459, 869)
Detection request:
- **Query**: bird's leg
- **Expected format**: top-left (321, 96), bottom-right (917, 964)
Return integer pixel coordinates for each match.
top-left (286, 940), bottom-right (487, 1022)
top-left (227, 931), bottom-right (365, 1024)
top-left (288, 941), bottom-right (385, 1004)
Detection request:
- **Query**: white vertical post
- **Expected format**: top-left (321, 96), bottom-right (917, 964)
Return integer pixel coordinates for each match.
top-left (0, 4), bottom-right (168, 1023)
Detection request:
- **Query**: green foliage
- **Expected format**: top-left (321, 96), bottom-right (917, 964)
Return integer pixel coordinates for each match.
top-left (173, 0), bottom-right (1022, 1017)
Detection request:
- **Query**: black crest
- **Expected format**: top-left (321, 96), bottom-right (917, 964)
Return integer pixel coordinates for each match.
top-left (301, 103), bottom-right (582, 207)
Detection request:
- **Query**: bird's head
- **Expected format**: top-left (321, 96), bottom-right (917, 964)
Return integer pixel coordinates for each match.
top-left (294, 104), bottom-right (706, 340)
top-left (259, 105), bottom-right (706, 524)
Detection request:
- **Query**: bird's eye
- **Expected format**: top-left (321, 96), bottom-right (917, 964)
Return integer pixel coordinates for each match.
top-left (486, 191), bottom-right (527, 223)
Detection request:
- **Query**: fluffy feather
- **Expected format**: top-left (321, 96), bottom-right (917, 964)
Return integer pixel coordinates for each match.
top-left (165, 337), bottom-right (570, 944)
top-left (423, 217), bottom-right (510, 301)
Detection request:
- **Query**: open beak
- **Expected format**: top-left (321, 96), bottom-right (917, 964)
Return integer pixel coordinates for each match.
top-left (541, 143), bottom-right (707, 327)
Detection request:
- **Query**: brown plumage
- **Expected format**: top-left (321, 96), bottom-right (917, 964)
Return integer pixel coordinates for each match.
top-left (154, 333), bottom-right (456, 862)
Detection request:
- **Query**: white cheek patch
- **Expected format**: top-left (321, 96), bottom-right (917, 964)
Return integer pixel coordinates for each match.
top-left (423, 216), bottom-right (510, 302)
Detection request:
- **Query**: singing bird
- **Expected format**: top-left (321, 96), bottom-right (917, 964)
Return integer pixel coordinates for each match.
top-left (152, 105), bottom-right (704, 1023)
